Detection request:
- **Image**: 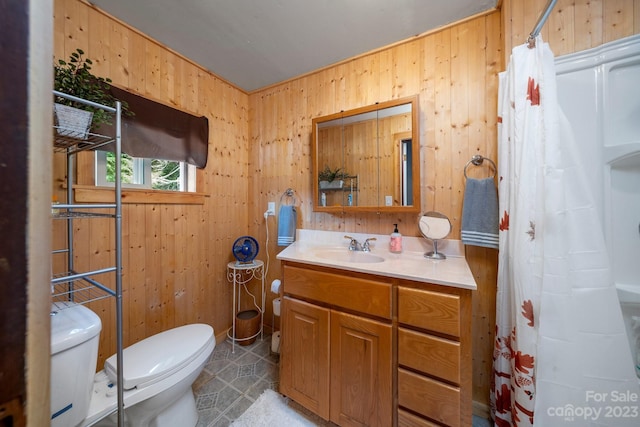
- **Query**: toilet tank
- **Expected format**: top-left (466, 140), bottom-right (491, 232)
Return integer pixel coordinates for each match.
top-left (50, 302), bottom-right (102, 427)
top-left (617, 284), bottom-right (640, 378)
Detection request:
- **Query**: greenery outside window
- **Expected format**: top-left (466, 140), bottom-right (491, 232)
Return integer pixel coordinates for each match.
top-left (95, 151), bottom-right (196, 192)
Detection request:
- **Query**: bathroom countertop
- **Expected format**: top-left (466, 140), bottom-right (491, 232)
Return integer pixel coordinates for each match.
top-left (276, 229), bottom-right (477, 290)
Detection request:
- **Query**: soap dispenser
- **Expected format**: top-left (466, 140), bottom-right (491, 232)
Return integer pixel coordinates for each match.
top-left (390, 223), bottom-right (402, 253)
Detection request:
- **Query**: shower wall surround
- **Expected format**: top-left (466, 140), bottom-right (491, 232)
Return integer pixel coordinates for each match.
top-left (556, 34), bottom-right (640, 378)
top-left (556, 34), bottom-right (640, 292)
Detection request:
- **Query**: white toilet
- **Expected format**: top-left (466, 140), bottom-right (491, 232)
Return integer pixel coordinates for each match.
top-left (616, 284), bottom-right (640, 379)
top-left (50, 301), bottom-right (215, 427)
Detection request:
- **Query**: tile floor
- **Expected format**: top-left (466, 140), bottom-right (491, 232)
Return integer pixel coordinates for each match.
top-left (192, 332), bottom-right (492, 427)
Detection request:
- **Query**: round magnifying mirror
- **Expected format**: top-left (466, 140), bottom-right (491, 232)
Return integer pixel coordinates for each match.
top-left (418, 211), bottom-right (451, 259)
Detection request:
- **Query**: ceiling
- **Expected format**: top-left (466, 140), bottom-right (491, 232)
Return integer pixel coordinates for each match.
top-left (90, 0), bottom-right (498, 92)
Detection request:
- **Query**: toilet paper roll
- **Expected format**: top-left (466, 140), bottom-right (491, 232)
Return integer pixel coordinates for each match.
top-left (273, 297), bottom-right (281, 317)
top-left (271, 331), bottom-right (281, 354)
top-left (271, 279), bottom-right (282, 294)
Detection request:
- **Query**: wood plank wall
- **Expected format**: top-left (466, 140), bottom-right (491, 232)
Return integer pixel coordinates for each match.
top-left (53, 0), bottom-right (250, 367)
top-left (52, 0), bottom-right (640, 414)
top-left (504, 0), bottom-right (640, 57)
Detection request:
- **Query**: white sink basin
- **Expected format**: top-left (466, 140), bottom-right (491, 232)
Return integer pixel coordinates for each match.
top-left (313, 249), bottom-right (385, 264)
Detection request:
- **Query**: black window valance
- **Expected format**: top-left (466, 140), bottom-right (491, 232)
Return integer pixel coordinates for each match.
top-left (98, 86), bottom-right (209, 168)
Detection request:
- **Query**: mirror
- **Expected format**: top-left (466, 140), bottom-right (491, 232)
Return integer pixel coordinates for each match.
top-left (418, 211), bottom-right (451, 260)
top-left (312, 96), bottom-right (420, 212)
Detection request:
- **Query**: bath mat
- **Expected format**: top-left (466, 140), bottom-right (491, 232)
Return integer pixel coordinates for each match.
top-left (230, 389), bottom-right (317, 427)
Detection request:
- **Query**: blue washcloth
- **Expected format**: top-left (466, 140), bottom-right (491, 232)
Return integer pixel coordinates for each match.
top-left (277, 205), bottom-right (297, 246)
top-left (461, 177), bottom-right (499, 249)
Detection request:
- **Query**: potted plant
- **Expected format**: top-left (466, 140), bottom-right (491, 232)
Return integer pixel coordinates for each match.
top-left (53, 48), bottom-right (130, 139)
top-left (318, 166), bottom-right (349, 189)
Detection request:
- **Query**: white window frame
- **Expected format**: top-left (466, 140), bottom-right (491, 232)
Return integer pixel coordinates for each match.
top-left (95, 151), bottom-right (196, 191)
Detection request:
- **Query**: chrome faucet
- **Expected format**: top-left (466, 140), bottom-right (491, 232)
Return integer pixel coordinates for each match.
top-left (344, 235), bottom-right (377, 252)
top-left (362, 237), bottom-right (377, 252)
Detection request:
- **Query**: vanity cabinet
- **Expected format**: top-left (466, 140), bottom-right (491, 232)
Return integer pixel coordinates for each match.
top-left (397, 284), bottom-right (472, 427)
top-left (280, 263), bottom-right (393, 427)
top-left (280, 262), bottom-right (471, 427)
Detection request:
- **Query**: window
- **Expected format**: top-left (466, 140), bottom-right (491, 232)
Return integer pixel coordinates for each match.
top-left (95, 151), bottom-right (196, 192)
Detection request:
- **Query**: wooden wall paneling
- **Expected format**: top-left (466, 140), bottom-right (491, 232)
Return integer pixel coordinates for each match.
top-left (87, 6), bottom-right (110, 78)
top-left (198, 75), bottom-right (218, 329)
top-left (504, 0), bottom-right (640, 59)
top-left (485, 11), bottom-right (502, 167)
top-left (109, 20), bottom-right (130, 88)
top-left (160, 205), bottom-right (176, 329)
top-left (182, 63), bottom-right (200, 114)
top-left (160, 49), bottom-right (176, 106)
top-left (344, 56), bottom-right (367, 110)
top-left (333, 63), bottom-right (348, 112)
top-left (53, 0), bottom-right (65, 59)
top-left (420, 34), bottom-right (437, 211)
top-left (278, 87), bottom-right (293, 197)
top-left (604, 0), bottom-right (634, 42)
top-left (449, 24), bottom-right (470, 235)
top-left (173, 206), bottom-right (187, 327)
top-left (144, 40), bottom-right (162, 99)
top-left (377, 49), bottom-right (393, 105)
top-left (574, 0), bottom-right (603, 51)
top-left (468, 14), bottom-right (503, 409)
top-left (467, 246), bottom-right (499, 412)
top-left (524, 0), bottom-right (545, 43)
top-left (62, 0), bottom-right (89, 57)
top-left (203, 72), bottom-right (219, 325)
top-left (198, 72), bottom-right (214, 195)
top-left (183, 201), bottom-right (203, 324)
top-left (199, 200), bottom-right (210, 326)
top-left (87, 215), bottom-right (113, 366)
top-left (292, 78), bottom-right (309, 202)
top-left (392, 40), bottom-right (421, 99)
top-left (432, 29), bottom-right (453, 219)
top-left (361, 54), bottom-right (382, 106)
top-left (127, 204), bottom-right (146, 344)
top-left (128, 35), bottom-right (146, 94)
top-left (144, 205), bottom-right (162, 336)
top-left (467, 18), bottom-right (486, 166)
top-left (547, 0), bottom-right (575, 55)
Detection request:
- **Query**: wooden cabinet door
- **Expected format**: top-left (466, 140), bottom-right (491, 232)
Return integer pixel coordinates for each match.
top-left (330, 311), bottom-right (392, 427)
top-left (280, 297), bottom-right (331, 419)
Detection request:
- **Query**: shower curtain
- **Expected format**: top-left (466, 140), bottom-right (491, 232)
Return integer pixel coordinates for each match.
top-left (491, 36), bottom-right (638, 426)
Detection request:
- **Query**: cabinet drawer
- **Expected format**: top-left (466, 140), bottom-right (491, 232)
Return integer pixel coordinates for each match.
top-left (398, 368), bottom-right (460, 427)
top-left (398, 328), bottom-right (460, 384)
top-left (398, 287), bottom-right (460, 337)
top-left (398, 409), bottom-right (440, 427)
top-left (283, 264), bottom-right (392, 319)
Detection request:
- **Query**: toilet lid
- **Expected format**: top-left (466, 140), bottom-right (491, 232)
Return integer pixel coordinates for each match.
top-left (105, 323), bottom-right (214, 390)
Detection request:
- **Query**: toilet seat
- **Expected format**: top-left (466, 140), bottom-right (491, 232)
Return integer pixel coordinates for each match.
top-left (104, 324), bottom-right (214, 390)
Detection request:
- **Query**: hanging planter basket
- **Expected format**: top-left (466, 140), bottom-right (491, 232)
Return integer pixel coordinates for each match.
top-left (319, 180), bottom-right (343, 189)
top-left (54, 103), bottom-right (94, 140)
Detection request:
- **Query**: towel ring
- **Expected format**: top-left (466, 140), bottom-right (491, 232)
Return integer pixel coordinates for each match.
top-left (280, 188), bottom-right (296, 206)
top-left (464, 155), bottom-right (496, 179)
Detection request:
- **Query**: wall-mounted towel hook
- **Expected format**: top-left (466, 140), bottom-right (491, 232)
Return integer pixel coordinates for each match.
top-left (280, 188), bottom-right (296, 206)
top-left (464, 155), bottom-right (496, 179)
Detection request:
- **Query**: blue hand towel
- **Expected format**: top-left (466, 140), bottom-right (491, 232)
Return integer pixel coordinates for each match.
top-left (461, 177), bottom-right (499, 249)
top-left (277, 205), bottom-right (297, 246)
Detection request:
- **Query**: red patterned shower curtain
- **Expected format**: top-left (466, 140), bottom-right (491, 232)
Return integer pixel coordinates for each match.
top-left (491, 35), bottom-right (547, 427)
top-left (491, 35), bottom-right (639, 427)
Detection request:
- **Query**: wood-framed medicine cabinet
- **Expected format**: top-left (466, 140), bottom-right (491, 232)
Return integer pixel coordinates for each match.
top-left (312, 95), bottom-right (420, 213)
